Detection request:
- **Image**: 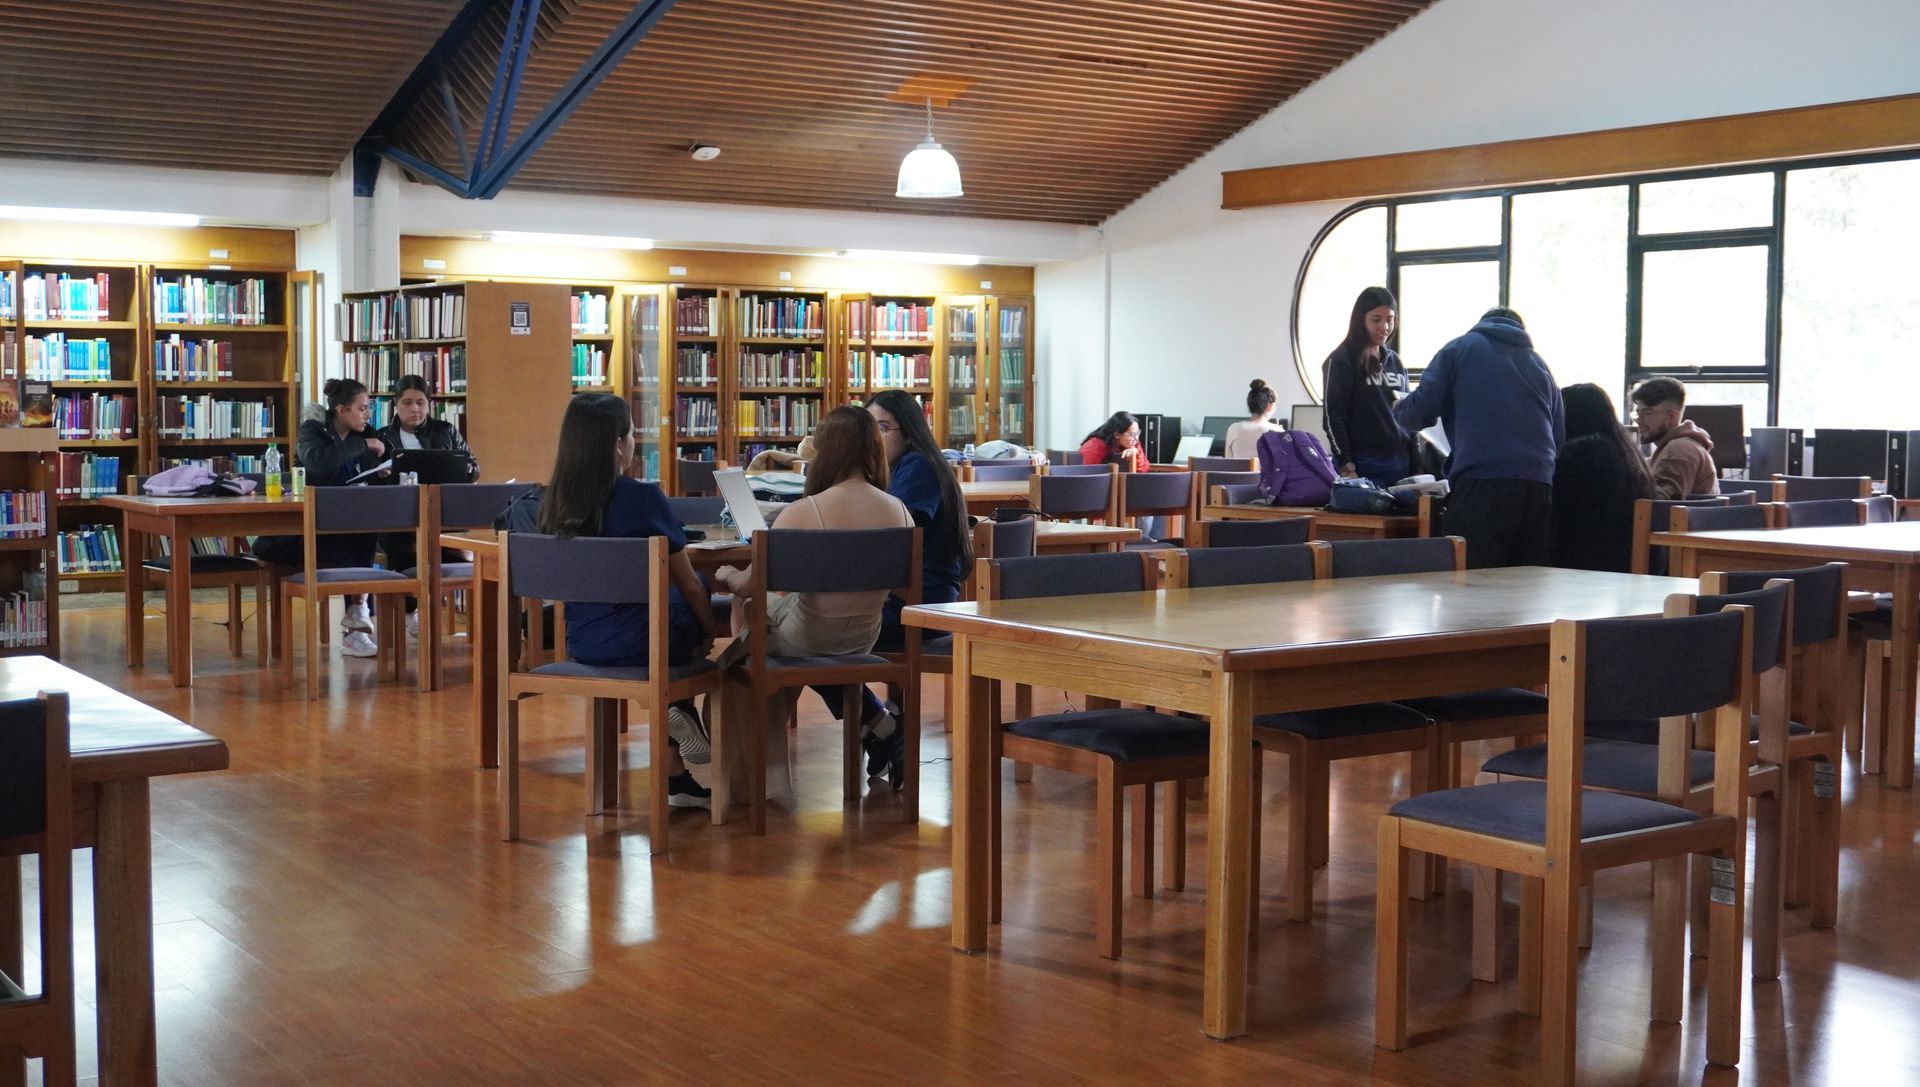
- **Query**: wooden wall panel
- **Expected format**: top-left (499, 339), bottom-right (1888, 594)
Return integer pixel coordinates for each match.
top-left (463, 281), bottom-right (572, 485)
top-left (0, 223), bottom-right (295, 268)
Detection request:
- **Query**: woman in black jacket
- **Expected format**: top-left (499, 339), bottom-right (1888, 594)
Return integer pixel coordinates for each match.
top-left (1322, 285), bottom-right (1418, 487)
top-left (1550, 383), bottom-right (1653, 572)
top-left (380, 375), bottom-right (478, 639)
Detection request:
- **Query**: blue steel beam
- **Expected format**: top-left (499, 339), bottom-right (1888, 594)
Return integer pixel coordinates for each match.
top-left (471, 0), bottom-right (536, 175)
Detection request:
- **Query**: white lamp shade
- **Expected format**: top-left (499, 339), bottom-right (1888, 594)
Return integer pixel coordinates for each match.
top-left (896, 139), bottom-right (963, 199)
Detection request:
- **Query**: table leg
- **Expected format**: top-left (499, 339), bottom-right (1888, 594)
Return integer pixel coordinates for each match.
top-left (1203, 668), bottom-right (1254, 1040)
top-left (95, 778), bottom-right (157, 1086)
top-left (0, 854), bottom-right (17, 1087)
top-left (168, 522), bottom-right (193, 687)
top-left (1890, 565), bottom-right (1916, 789)
top-left (475, 568), bottom-right (499, 769)
top-left (950, 635), bottom-right (992, 952)
top-left (123, 522), bottom-right (145, 669)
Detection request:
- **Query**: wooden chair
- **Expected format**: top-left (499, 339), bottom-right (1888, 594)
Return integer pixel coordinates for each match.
top-left (1779, 497), bottom-right (1868, 528)
top-left (1211, 482), bottom-right (1266, 506)
top-left (1192, 469), bottom-right (1262, 524)
top-left (1029, 465), bottom-right (1118, 525)
top-left (675, 458), bottom-right (727, 497)
top-left (1120, 469), bottom-right (1193, 546)
top-left (1670, 502), bottom-right (1771, 534)
top-left (1046, 462), bottom-right (1116, 477)
top-left (1775, 474), bottom-right (1872, 501)
top-left (277, 486), bottom-right (430, 700)
top-left (983, 550), bottom-right (1258, 959)
top-left (1190, 515), bottom-right (1312, 548)
top-left (416, 482), bottom-right (526, 689)
top-left (1187, 455), bottom-right (1254, 473)
top-left (1415, 492), bottom-right (1447, 537)
top-left (1863, 494), bottom-right (1897, 523)
top-left (1044, 448), bottom-right (1074, 466)
top-left (1377, 602), bottom-right (1755, 1085)
top-left (920, 517), bottom-right (1039, 729)
top-left (0, 692), bottom-right (74, 1087)
top-left (126, 473), bottom-right (271, 662)
top-left (1630, 497), bottom-right (1729, 574)
top-left (1695, 488), bottom-right (1759, 505)
top-left (1719, 479), bottom-right (1785, 502)
top-left (964, 460), bottom-right (1037, 482)
top-left (720, 527), bottom-right (922, 833)
top-left (496, 533), bottom-right (724, 850)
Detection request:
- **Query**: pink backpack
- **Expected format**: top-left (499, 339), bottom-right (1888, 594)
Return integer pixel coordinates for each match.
top-left (1256, 429), bottom-right (1338, 506)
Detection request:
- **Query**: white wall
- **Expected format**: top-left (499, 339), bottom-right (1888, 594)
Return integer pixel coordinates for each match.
top-left (0, 157), bottom-right (328, 227)
top-left (1039, 0), bottom-right (1920, 440)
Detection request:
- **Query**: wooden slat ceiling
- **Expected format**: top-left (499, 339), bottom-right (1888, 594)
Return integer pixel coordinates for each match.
top-left (0, 0), bottom-right (469, 175)
top-left (394, 0), bottom-right (1436, 224)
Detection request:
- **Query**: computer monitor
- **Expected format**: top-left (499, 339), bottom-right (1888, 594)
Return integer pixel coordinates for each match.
top-left (1289, 404), bottom-right (1325, 440)
top-left (1812, 428), bottom-right (1891, 481)
top-left (1198, 416), bottom-right (1240, 457)
top-left (1682, 404), bottom-right (1746, 471)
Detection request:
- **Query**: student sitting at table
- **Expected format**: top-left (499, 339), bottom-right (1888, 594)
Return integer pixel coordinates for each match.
top-left (251, 378), bottom-right (389, 658)
top-left (1225, 379), bottom-right (1282, 459)
top-left (537, 393), bottom-right (723, 807)
top-left (1080, 411), bottom-right (1150, 470)
top-left (1550, 383), bottom-right (1653, 572)
top-left (379, 374), bottom-right (479, 641)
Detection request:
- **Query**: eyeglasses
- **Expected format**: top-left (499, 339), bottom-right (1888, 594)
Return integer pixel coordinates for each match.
top-left (1631, 405), bottom-right (1677, 419)
top-left (874, 420), bottom-right (897, 433)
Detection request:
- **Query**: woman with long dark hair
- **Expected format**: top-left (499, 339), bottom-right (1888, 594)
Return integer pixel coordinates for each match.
top-left (1322, 285), bottom-right (1417, 487)
top-left (539, 393), bottom-right (721, 806)
top-left (1079, 410), bottom-right (1148, 470)
top-left (1550, 383), bottom-right (1654, 572)
top-left (380, 374), bottom-right (477, 640)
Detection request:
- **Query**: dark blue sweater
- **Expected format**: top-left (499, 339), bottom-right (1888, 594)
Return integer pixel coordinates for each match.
top-left (1393, 316), bottom-right (1563, 485)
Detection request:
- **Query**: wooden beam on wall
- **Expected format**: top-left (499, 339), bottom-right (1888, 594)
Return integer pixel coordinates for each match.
top-left (1222, 93), bottom-right (1920, 209)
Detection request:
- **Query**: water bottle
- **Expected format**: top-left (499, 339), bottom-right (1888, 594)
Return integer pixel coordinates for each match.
top-left (263, 444), bottom-right (283, 478)
top-left (962, 442), bottom-right (976, 462)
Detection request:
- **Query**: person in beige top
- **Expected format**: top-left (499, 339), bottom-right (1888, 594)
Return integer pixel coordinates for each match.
top-left (1630, 377), bottom-right (1720, 500)
top-left (1224, 378), bottom-right (1282, 459)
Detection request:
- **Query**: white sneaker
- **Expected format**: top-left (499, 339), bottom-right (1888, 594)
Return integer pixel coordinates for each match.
top-left (406, 611), bottom-right (419, 643)
top-left (342, 604), bottom-right (375, 635)
top-left (340, 631), bottom-right (379, 658)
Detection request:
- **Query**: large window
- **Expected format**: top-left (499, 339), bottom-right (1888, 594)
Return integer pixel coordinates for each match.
top-left (1293, 151), bottom-right (1920, 434)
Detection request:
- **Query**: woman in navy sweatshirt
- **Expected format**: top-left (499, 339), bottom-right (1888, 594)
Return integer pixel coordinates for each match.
top-left (1322, 286), bottom-right (1417, 487)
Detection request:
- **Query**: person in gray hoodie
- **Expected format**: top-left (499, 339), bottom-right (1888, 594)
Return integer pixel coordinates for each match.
top-left (1629, 377), bottom-right (1720, 500)
top-left (1394, 307), bottom-right (1563, 568)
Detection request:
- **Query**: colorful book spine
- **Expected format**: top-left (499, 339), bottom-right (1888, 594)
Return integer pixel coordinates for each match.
top-left (571, 292), bottom-right (611, 335)
top-left (346, 295), bottom-right (402, 342)
top-left (400, 346), bottom-right (465, 394)
top-left (57, 524), bottom-right (123, 574)
top-left (55, 453), bottom-right (121, 499)
top-left (736, 348), bottom-right (824, 388)
top-left (675, 294), bottom-right (719, 336)
top-left (153, 335), bottom-right (237, 382)
top-left (674, 348), bottom-right (718, 387)
top-left (872, 352), bottom-right (933, 388)
top-left (24, 335), bottom-right (113, 381)
top-left (874, 301), bottom-right (932, 341)
top-left (22, 272), bottom-right (111, 321)
top-left (403, 291), bottom-right (464, 339)
top-left (155, 396), bottom-right (276, 440)
top-left (735, 295), bottom-right (823, 339)
top-left (0, 491), bottom-right (47, 539)
top-left (55, 393), bottom-right (135, 440)
top-left (151, 275), bottom-right (269, 325)
top-left (571, 344), bottom-right (609, 387)
top-left (734, 396), bottom-right (819, 438)
top-left (673, 395), bottom-right (719, 436)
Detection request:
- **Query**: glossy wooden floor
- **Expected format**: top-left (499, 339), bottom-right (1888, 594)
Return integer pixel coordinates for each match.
top-left (21, 595), bottom-right (1920, 1085)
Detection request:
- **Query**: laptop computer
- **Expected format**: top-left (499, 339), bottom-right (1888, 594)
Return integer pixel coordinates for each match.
top-left (713, 467), bottom-right (770, 542)
top-left (391, 448), bottom-right (475, 485)
top-left (1174, 434), bottom-right (1216, 463)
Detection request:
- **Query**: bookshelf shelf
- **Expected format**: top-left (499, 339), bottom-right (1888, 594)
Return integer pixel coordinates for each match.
top-left (153, 323), bottom-right (288, 333)
top-left (155, 380), bottom-right (290, 390)
top-left (51, 380), bottom-right (140, 389)
top-left (0, 537), bottom-right (47, 553)
top-left (159, 438), bottom-right (278, 447)
top-left (25, 320), bottom-right (138, 331)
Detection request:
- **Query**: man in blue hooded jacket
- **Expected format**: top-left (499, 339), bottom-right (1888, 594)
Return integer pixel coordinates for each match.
top-left (1393, 307), bottom-right (1563, 568)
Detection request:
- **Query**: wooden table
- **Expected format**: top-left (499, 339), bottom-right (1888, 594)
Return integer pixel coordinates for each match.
top-left (1654, 521), bottom-right (1920, 787)
top-left (1203, 501), bottom-right (1420, 540)
top-left (103, 494), bottom-right (306, 687)
top-left (0, 655), bottom-right (229, 1086)
top-left (905, 567), bottom-right (1695, 1039)
top-left (960, 480), bottom-right (1031, 516)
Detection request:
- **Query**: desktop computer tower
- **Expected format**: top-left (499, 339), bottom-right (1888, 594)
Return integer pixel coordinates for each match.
top-left (1886, 431), bottom-right (1920, 498)
top-left (1747, 427), bottom-right (1803, 478)
top-left (1134, 413), bottom-right (1181, 465)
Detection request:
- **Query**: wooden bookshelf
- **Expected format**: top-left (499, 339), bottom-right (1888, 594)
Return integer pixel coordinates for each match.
top-left (0, 297), bottom-right (59, 653)
top-left (941, 296), bottom-right (984, 447)
top-left (731, 288), bottom-right (827, 466)
top-left (987, 295), bottom-right (1035, 446)
top-left (624, 287), bottom-right (666, 484)
top-left (567, 282), bottom-right (619, 397)
top-left (668, 285), bottom-right (725, 485)
top-left (147, 263), bottom-right (296, 478)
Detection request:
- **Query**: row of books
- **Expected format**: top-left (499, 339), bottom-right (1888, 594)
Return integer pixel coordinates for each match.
top-left (736, 294), bottom-right (824, 339)
top-left (23, 272), bottom-right (113, 322)
top-left (947, 352), bottom-right (979, 390)
top-left (736, 397), bottom-right (819, 438)
top-left (1000, 306), bottom-right (1027, 341)
top-left (56, 453), bottom-right (122, 499)
top-left (0, 271), bottom-right (12, 320)
top-left (346, 295), bottom-right (402, 342)
top-left (676, 444), bottom-right (718, 463)
top-left (0, 593), bottom-right (48, 648)
top-left (1000, 402), bottom-right (1027, 436)
top-left (405, 346), bottom-right (467, 394)
top-left (0, 491), bottom-right (47, 538)
top-left (55, 393), bottom-right (135, 440)
top-left (634, 448), bottom-right (661, 482)
top-left (154, 536), bottom-right (237, 558)
top-left (151, 275), bottom-right (271, 326)
top-left (571, 292), bottom-right (611, 336)
top-left (25, 335), bottom-right (115, 381)
top-left (870, 352), bottom-right (934, 388)
top-left (154, 335), bottom-right (240, 382)
top-left (738, 349), bottom-right (824, 388)
top-left (847, 300), bottom-right (933, 342)
top-left (675, 347), bottom-right (719, 386)
top-left (57, 525), bottom-right (122, 574)
top-left (155, 396), bottom-right (277, 440)
top-left (675, 294), bottom-right (720, 337)
top-left (342, 346), bottom-right (399, 389)
top-left (947, 406), bottom-right (977, 441)
top-left (948, 307), bottom-right (978, 342)
top-left (1001, 347), bottom-right (1028, 384)
top-left (571, 344), bottom-right (609, 387)
top-left (160, 454), bottom-right (266, 475)
top-left (407, 291), bottom-right (465, 340)
top-left (674, 395), bottom-right (720, 436)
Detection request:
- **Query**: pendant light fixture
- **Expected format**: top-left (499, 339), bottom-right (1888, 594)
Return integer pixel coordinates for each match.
top-left (896, 98), bottom-right (963, 199)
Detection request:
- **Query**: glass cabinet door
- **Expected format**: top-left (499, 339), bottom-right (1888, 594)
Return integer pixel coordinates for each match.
top-left (943, 298), bottom-right (982, 448)
top-left (627, 289), bottom-right (665, 481)
top-left (991, 299), bottom-right (1032, 445)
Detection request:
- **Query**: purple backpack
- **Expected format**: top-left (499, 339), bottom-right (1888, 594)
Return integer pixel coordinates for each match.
top-left (1256, 429), bottom-right (1338, 506)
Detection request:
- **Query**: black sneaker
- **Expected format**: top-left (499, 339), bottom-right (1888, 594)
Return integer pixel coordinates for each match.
top-left (667, 704), bottom-right (710, 766)
top-left (862, 720), bottom-right (907, 790)
top-left (667, 772), bottom-right (711, 809)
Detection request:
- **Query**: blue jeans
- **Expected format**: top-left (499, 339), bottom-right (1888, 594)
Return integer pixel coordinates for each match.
top-left (1353, 450), bottom-right (1411, 490)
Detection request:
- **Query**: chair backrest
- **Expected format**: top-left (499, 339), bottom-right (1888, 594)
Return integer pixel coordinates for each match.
top-left (1671, 503), bottom-right (1769, 534)
top-left (677, 458), bottom-right (723, 496)
top-left (505, 532), bottom-right (660, 604)
top-left (0, 691), bottom-right (73, 1040)
top-left (1863, 494), bottom-right (1897, 523)
top-left (1048, 462), bottom-right (1116, 477)
top-left (1696, 489), bottom-right (1759, 506)
top-left (1631, 496), bottom-right (1730, 574)
top-left (1034, 472), bottom-right (1117, 522)
top-left (1046, 448), bottom-right (1074, 466)
top-left (1123, 470), bottom-right (1193, 516)
top-left (1214, 482), bottom-right (1266, 506)
top-left (1694, 580), bottom-right (1792, 676)
top-left (1195, 516), bottom-right (1312, 548)
top-left (1172, 543), bottom-right (1316, 589)
top-left (1709, 563), bottom-right (1846, 649)
top-left (757, 527), bottom-right (920, 598)
top-left (1188, 456), bottom-right (1255, 473)
top-left (1717, 479), bottom-right (1784, 502)
top-left (979, 516), bottom-right (1036, 558)
top-left (437, 482), bottom-right (528, 530)
top-left (665, 495), bottom-right (726, 526)
top-left (968, 460), bottom-right (1036, 482)
top-left (310, 484), bottom-right (421, 533)
top-left (985, 551), bottom-right (1157, 602)
top-left (1781, 498), bottom-right (1866, 528)
top-left (1777, 474), bottom-right (1872, 501)
top-left (1324, 536), bottom-right (1464, 578)
top-left (1201, 470), bottom-right (1262, 498)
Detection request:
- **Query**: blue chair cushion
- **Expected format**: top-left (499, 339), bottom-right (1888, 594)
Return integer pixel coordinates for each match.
top-left (143, 554), bottom-right (261, 574)
top-left (1398, 688), bottom-right (1548, 722)
top-left (1482, 739), bottom-right (1716, 791)
top-left (1006, 708), bottom-right (1209, 762)
top-left (286, 567), bottom-right (410, 585)
top-left (1588, 717), bottom-right (1812, 745)
top-left (1254, 701), bottom-right (1431, 740)
top-left (1389, 780), bottom-right (1700, 843)
top-left (402, 562), bottom-right (476, 580)
top-left (1123, 539), bottom-right (1178, 552)
top-left (529, 658), bottom-right (717, 682)
top-left (764, 652), bottom-right (890, 671)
